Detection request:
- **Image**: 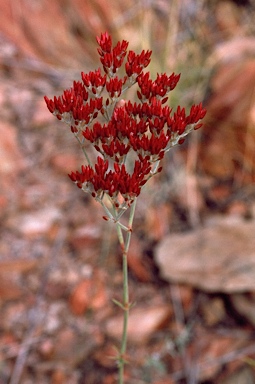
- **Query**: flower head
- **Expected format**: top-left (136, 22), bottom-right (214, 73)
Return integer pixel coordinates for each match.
top-left (45, 32), bottom-right (206, 211)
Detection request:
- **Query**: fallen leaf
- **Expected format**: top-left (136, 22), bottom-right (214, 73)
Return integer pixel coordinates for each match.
top-left (0, 259), bottom-right (38, 274)
top-left (69, 270), bottom-right (108, 315)
top-left (0, 277), bottom-right (23, 301)
top-left (0, 122), bottom-right (25, 175)
top-left (127, 235), bottom-right (152, 282)
top-left (105, 304), bottom-right (172, 344)
top-left (200, 58), bottom-right (255, 179)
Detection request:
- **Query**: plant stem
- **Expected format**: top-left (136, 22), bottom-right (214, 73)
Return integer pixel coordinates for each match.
top-left (118, 250), bottom-right (128, 384)
top-left (115, 199), bottom-right (137, 384)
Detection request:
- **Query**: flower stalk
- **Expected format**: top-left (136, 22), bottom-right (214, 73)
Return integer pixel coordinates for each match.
top-left (44, 31), bottom-right (206, 383)
top-left (113, 198), bottom-right (136, 384)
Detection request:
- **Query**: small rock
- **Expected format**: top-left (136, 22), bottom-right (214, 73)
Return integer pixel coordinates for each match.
top-left (38, 338), bottom-right (55, 360)
top-left (15, 207), bottom-right (62, 237)
top-left (155, 217), bottom-right (255, 293)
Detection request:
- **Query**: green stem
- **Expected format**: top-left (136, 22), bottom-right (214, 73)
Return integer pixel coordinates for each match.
top-left (74, 134), bottom-right (93, 166)
top-left (115, 198), bottom-right (137, 384)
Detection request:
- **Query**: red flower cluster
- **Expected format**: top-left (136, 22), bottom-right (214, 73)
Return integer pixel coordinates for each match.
top-left (45, 32), bottom-right (206, 208)
top-left (69, 156), bottom-right (151, 203)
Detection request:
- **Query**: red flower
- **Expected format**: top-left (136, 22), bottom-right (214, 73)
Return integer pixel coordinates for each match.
top-left (106, 77), bottom-right (126, 99)
top-left (125, 50), bottom-right (152, 78)
top-left (81, 68), bottom-right (106, 95)
top-left (137, 72), bottom-right (180, 101)
top-left (167, 103), bottom-right (207, 135)
top-left (97, 32), bottom-right (129, 74)
top-left (45, 32), bottom-right (206, 208)
top-left (69, 156), bottom-right (152, 206)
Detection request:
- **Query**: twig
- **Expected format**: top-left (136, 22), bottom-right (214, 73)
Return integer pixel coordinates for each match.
top-left (9, 328), bottom-right (36, 384)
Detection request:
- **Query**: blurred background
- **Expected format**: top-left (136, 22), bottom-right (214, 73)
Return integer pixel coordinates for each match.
top-left (1, 1), bottom-right (255, 383)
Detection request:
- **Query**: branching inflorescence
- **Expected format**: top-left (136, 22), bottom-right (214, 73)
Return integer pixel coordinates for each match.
top-left (45, 32), bottom-right (206, 215)
top-left (44, 32), bottom-right (206, 383)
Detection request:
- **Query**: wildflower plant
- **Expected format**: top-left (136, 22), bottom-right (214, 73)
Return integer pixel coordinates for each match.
top-left (45, 32), bottom-right (206, 383)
